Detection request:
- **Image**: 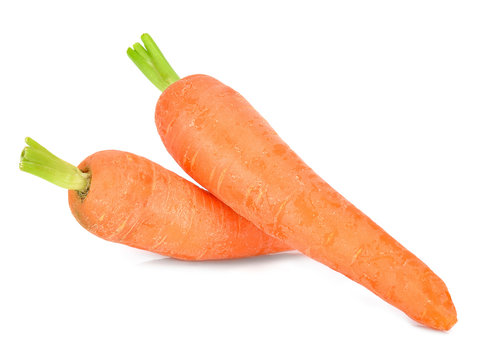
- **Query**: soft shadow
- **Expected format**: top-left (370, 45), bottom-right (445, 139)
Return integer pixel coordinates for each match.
top-left (410, 321), bottom-right (453, 334)
top-left (140, 251), bottom-right (301, 268)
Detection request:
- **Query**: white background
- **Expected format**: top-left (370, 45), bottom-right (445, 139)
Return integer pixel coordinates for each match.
top-left (1, 1), bottom-right (498, 359)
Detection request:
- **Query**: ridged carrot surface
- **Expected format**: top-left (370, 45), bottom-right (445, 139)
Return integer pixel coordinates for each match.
top-left (20, 138), bottom-right (289, 260)
top-left (152, 75), bottom-right (457, 330)
top-left (69, 150), bottom-right (289, 260)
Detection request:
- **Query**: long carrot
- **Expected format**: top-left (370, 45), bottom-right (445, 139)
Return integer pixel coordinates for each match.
top-left (19, 137), bottom-right (289, 260)
top-left (128, 34), bottom-right (457, 330)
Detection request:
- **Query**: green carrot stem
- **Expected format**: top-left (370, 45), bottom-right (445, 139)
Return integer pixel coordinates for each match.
top-left (127, 33), bottom-right (180, 92)
top-left (132, 43), bottom-right (150, 62)
top-left (19, 137), bottom-right (90, 193)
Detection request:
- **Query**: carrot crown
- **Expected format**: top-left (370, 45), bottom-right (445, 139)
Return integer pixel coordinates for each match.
top-left (127, 33), bottom-right (180, 92)
top-left (19, 137), bottom-right (90, 193)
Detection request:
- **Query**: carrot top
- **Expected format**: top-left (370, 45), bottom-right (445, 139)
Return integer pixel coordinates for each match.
top-left (19, 137), bottom-right (90, 194)
top-left (127, 33), bottom-right (180, 92)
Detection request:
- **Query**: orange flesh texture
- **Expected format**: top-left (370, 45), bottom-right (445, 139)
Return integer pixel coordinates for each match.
top-left (155, 75), bottom-right (457, 330)
top-left (68, 150), bottom-right (290, 261)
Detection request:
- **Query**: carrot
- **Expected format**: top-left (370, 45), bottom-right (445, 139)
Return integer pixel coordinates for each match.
top-left (19, 137), bottom-right (290, 260)
top-left (128, 34), bottom-right (457, 330)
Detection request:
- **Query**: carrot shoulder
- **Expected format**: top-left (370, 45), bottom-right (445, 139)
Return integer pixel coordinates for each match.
top-left (128, 34), bottom-right (457, 330)
top-left (20, 137), bottom-right (289, 260)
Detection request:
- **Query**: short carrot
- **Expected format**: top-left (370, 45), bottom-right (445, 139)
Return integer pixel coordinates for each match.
top-left (19, 137), bottom-right (290, 260)
top-left (128, 34), bottom-right (457, 330)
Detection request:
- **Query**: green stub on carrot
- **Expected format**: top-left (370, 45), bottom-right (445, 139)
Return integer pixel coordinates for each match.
top-left (20, 137), bottom-right (90, 193)
top-left (127, 34), bottom-right (180, 92)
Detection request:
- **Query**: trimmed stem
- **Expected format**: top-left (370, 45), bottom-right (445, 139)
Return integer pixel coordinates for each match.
top-left (127, 33), bottom-right (180, 92)
top-left (19, 137), bottom-right (90, 193)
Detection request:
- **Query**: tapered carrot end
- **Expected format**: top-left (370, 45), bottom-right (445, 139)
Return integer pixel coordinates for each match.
top-left (396, 267), bottom-right (458, 331)
top-left (442, 309), bottom-right (458, 331)
top-left (419, 281), bottom-right (457, 331)
top-left (432, 298), bottom-right (457, 331)
top-left (423, 302), bottom-right (457, 331)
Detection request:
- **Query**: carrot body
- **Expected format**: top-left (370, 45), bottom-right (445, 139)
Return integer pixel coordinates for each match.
top-left (154, 74), bottom-right (457, 329)
top-left (68, 150), bottom-right (289, 260)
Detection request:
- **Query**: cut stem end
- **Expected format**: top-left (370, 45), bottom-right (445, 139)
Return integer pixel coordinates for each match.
top-left (127, 33), bottom-right (180, 92)
top-left (19, 137), bottom-right (90, 193)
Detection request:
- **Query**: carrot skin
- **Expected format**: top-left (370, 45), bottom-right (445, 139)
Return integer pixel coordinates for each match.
top-left (155, 74), bottom-right (457, 330)
top-left (68, 150), bottom-right (289, 260)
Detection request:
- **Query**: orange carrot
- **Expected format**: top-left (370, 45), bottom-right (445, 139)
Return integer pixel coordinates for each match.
top-left (128, 34), bottom-right (457, 330)
top-left (19, 138), bottom-right (289, 260)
